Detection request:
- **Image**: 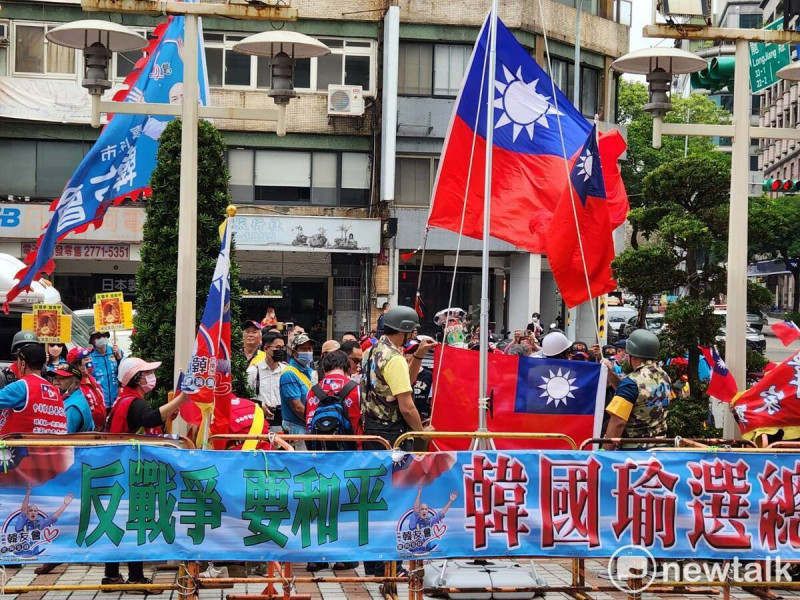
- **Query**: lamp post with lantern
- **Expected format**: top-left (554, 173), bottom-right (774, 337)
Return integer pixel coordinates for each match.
top-left (611, 2), bottom-right (800, 438)
top-left (46, 2), bottom-right (329, 387)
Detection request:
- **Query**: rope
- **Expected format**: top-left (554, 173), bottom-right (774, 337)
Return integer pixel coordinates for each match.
top-left (534, 0), bottom-right (601, 345)
top-left (0, 442), bottom-right (7, 474)
top-left (0, 564), bottom-right (6, 596)
top-left (430, 20), bottom-right (493, 420)
top-left (129, 438), bottom-right (142, 474)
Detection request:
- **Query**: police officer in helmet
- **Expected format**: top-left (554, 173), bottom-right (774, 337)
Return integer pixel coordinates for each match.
top-left (603, 329), bottom-right (671, 449)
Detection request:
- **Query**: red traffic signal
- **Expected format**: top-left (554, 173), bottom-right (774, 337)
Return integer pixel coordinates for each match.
top-left (783, 180), bottom-right (794, 191)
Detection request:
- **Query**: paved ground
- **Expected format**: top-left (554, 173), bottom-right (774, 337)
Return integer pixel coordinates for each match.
top-left (0, 559), bottom-right (796, 600)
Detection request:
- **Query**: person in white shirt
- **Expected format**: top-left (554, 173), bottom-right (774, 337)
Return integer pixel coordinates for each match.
top-left (247, 331), bottom-right (286, 431)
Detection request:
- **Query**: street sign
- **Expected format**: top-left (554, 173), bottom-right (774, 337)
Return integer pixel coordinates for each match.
top-left (749, 17), bottom-right (791, 93)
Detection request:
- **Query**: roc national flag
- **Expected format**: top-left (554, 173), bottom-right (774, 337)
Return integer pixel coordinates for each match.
top-left (546, 125), bottom-right (616, 308)
top-left (731, 348), bottom-right (800, 440)
top-left (5, 11), bottom-right (210, 310)
top-left (427, 13), bottom-right (628, 253)
top-left (771, 320), bottom-right (800, 346)
top-left (429, 346), bottom-right (605, 451)
top-left (180, 213), bottom-right (234, 449)
top-left (699, 345), bottom-right (739, 403)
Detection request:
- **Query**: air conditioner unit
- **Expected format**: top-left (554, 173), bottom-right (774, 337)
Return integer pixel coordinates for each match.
top-left (327, 84), bottom-right (364, 117)
top-left (0, 24), bottom-right (8, 46)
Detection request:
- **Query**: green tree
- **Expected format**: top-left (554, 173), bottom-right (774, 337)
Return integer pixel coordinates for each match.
top-left (618, 80), bottom-right (731, 223)
top-left (747, 280), bottom-right (775, 314)
top-left (611, 244), bottom-right (684, 325)
top-left (132, 119), bottom-right (249, 405)
top-left (748, 195), bottom-right (800, 312)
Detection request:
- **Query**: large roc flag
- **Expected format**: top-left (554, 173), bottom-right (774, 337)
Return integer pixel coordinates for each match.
top-left (5, 11), bottom-right (209, 310)
top-left (429, 346), bottom-right (605, 451)
top-left (426, 14), bottom-right (628, 254)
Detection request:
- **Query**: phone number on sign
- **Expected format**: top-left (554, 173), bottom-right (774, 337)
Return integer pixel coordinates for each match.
top-left (21, 243), bottom-right (130, 260)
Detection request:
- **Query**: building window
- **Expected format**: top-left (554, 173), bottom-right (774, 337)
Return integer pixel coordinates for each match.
top-left (205, 33), bottom-right (373, 93)
top-left (739, 13), bottom-right (761, 29)
top-left (0, 21), bottom-right (9, 77)
top-left (395, 156), bottom-right (438, 207)
top-left (113, 28), bottom-right (151, 81)
top-left (13, 22), bottom-right (76, 76)
top-left (0, 139), bottom-right (90, 198)
top-left (398, 42), bottom-right (472, 97)
top-left (228, 149), bottom-right (372, 206)
top-left (548, 58), bottom-right (600, 117)
top-left (749, 154), bottom-right (759, 171)
top-left (554, 0), bottom-right (599, 15)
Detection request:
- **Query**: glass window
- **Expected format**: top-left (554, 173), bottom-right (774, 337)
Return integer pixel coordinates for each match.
top-left (225, 48), bottom-right (251, 86)
top-left (433, 44), bottom-right (470, 96)
top-left (295, 58), bottom-right (311, 88)
top-left (739, 13), bottom-right (761, 29)
top-left (395, 157), bottom-right (432, 206)
top-left (114, 29), bottom-right (150, 80)
top-left (15, 25), bottom-right (44, 73)
top-left (749, 154), bottom-right (759, 171)
top-left (0, 46), bottom-right (7, 77)
top-left (205, 47), bottom-right (223, 87)
top-left (229, 149), bottom-right (254, 204)
top-left (257, 57), bottom-right (271, 89)
top-left (46, 25), bottom-right (75, 75)
top-left (345, 55), bottom-right (370, 88)
top-left (341, 153), bottom-right (370, 206)
top-left (0, 140), bottom-right (36, 196)
top-left (317, 52), bottom-right (343, 90)
top-left (581, 67), bottom-right (599, 116)
top-left (398, 43), bottom-right (433, 95)
top-left (312, 152), bottom-right (338, 206)
top-left (255, 150), bottom-right (311, 203)
top-left (36, 141), bottom-right (84, 198)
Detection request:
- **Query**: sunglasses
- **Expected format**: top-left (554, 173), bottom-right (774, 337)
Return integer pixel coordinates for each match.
top-left (50, 344), bottom-right (63, 348)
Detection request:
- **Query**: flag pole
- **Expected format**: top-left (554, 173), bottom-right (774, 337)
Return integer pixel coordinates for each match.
top-left (475, 0), bottom-right (498, 450)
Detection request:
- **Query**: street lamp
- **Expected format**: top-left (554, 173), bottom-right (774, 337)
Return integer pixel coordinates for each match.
top-left (46, 13), bottom-right (329, 390)
top-left (46, 21), bottom-right (148, 125)
top-left (233, 30), bottom-right (331, 136)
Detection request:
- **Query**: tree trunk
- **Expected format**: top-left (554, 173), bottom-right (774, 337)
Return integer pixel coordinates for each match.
top-left (686, 247), bottom-right (698, 299)
top-left (630, 225), bottom-right (639, 250)
top-left (793, 269), bottom-right (800, 313)
top-left (687, 345), bottom-right (701, 397)
top-left (638, 298), bottom-right (647, 328)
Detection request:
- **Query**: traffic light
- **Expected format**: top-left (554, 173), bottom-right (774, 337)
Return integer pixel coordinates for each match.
top-left (690, 57), bottom-right (735, 92)
top-left (763, 179), bottom-right (800, 193)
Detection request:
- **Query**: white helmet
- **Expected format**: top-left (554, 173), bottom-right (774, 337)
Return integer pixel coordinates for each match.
top-left (541, 332), bottom-right (572, 357)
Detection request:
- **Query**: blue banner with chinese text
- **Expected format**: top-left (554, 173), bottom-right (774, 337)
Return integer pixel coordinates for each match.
top-left (0, 445), bottom-right (797, 564)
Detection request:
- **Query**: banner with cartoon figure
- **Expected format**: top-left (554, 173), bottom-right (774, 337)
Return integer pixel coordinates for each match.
top-left (2, 445), bottom-right (800, 564)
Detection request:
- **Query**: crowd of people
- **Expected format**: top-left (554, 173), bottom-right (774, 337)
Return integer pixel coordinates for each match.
top-left (0, 303), bottom-right (676, 585)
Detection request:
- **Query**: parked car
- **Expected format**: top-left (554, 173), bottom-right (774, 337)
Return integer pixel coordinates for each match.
top-left (607, 306), bottom-right (638, 337)
top-left (619, 313), bottom-right (664, 340)
top-left (714, 307), bottom-right (768, 331)
top-left (716, 326), bottom-right (766, 354)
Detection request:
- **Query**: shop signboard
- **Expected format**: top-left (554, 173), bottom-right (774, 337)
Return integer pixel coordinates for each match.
top-left (0, 205), bottom-right (143, 244)
top-left (21, 243), bottom-right (130, 260)
top-left (232, 215), bottom-right (381, 254)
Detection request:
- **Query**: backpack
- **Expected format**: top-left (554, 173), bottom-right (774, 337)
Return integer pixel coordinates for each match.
top-left (308, 381), bottom-right (358, 451)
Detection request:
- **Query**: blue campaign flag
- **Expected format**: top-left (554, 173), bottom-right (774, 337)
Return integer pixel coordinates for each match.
top-left (5, 11), bottom-right (209, 309)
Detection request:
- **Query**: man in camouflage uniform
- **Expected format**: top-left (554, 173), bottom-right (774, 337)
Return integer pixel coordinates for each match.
top-left (603, 329), bottom-right (671, 449)
top-left (361, 306), bottom-right (435, 450)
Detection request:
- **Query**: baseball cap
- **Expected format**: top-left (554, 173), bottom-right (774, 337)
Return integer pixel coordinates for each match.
top-left (118, 357), bottom-right (162, 385)
top-left (290, 333), bottom-right (312, 349)
top-left (67, 347), bottom-right (92, 364)
top-left (614, 339), bottom-right (628, 350)
top-left (52, 363), bottom-right (81, 378)
top-left (243, 320), bottom-right (262, 331)
top-left (404, 339), bottom-right (421, 355)
top-left (89, 331), bottom-right (111, 341)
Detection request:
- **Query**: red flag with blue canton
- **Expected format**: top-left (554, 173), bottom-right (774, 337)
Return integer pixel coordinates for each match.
top-left (429, 346), bottom-right (605, 451)
top-left (731, 348), bottom-right (800, 440)
top-left (427, 14), bottom-right (628, 253)
top-left (771, 320), bottom-right (800, 346)
top-left (698, 346), bottom-right (739, 403)
top-left (179, 215), bottom-right (234, 449)
top-left (4, 9), bottom-right (210, 311)
top-left (546, 125), bottom-right (616, 308)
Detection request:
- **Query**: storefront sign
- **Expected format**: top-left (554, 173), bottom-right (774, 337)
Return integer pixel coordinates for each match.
top-left (3, 446), bottom-right (800, 565)
top-left (21, 243), bottom-right (130, 260)
top-left (0, 205), bottom-right (143, 244)
top-left (100, 277), bottom-right (137, 294)
top-left (233, 215), bottom-right (381, 254)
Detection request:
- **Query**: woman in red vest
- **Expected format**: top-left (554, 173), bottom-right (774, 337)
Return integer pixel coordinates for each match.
top-left (67, 347), bottom-right (106, 431)
top-left (102, 356), bottom-right (190, 590)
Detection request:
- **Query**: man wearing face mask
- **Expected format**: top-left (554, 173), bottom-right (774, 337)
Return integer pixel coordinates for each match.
top-left (88, 331), bottom-right (123, 408)
top-left (248, 331), bottom-right (286, 431)
top-left (0, 343), bottom-right (67, 435)
top-left (68, 347), bottom-right (107, 430)
top-left (50, 363), bottom-right (94, 433)
top-left (104, 357), bottom-right (191, 590)
top-left (279, 333), bottom-right (315, 450)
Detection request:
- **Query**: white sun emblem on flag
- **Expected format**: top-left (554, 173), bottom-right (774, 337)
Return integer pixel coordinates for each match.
top-left (538, 368), bottom-right (579, 407)
top-left (576, 148), bottom-right (594, 182)
top-left (494, 65), bottom-right (563, 142)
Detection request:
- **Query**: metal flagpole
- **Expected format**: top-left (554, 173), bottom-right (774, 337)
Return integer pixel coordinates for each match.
top-left (475, 0), bottom-right (498, 450)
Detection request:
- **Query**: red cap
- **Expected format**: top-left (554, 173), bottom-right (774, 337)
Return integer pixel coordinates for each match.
top-left (67, 347), bottom-right (91, 364)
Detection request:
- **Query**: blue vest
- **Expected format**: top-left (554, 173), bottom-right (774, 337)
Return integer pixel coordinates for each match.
top-left (64, 388), bottom-right (95, 433)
